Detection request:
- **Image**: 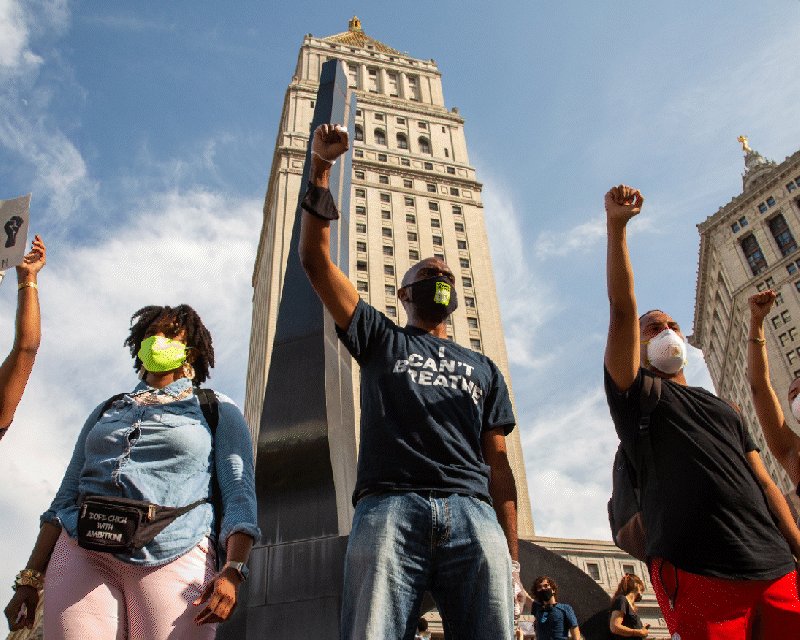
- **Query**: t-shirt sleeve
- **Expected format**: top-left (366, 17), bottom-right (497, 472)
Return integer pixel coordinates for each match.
top-left (611, 595), bottom-right (628, 614)
top-left (604, 365), bottom-right (646, 441)
top-left (562, 604), bottom-right (579, 628)
top-left (742, 425), bottom-right (760, 454)
top-left (483, 363), bottom-right (516, 435)
top-left (335, 299), bottom-right (393, 364)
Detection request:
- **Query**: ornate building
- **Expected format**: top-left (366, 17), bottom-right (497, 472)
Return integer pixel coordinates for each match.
top-left (244, 16), bottom-right (536, 537)
top-left (691, 138), bottom-right (800, 493)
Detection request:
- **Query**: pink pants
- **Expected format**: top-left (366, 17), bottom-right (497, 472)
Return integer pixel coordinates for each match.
top-left (44, 531), bottom-right (218, 640)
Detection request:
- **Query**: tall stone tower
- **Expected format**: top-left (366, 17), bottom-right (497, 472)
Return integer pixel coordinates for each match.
top-left (245, 17), bottom-right (534, 538)
top-left (692, 137), bottom-right (800, 493)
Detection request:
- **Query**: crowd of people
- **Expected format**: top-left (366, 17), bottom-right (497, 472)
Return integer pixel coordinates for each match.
top-left (1, 124), bottom-right (800, 640)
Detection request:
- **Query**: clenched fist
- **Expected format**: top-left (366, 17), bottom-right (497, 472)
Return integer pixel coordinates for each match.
top-left (605, 184), bottom-right (644, 227)
top-left (312, 124), bottom-right (349, 164)
top-left (749, 289), bottom-right (777, 324)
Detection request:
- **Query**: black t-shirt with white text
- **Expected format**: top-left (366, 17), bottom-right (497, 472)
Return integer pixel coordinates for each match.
top-left (337, 300), bottom-right (515, 504)
top-left (604, 367), bottom-right (794, 580)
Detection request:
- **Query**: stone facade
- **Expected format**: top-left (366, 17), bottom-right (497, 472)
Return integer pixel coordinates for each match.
top-left (692, 142), bottom-right (800, 494)
top-left (244, 17), bottom-right (534, 538)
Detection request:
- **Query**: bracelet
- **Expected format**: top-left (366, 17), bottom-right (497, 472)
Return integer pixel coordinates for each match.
top-left (749, 337), bottom-right (766, 345)
top-left (311, 150), bottom-right (336, 166)
top-left (17, 281), bottom-right (37, 291)
top-left (13, 568), bottom-right (44, 591)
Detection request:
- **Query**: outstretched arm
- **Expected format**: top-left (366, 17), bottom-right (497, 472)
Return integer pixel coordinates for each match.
top-left (298, 124), bottom-right (360, 331)
top-left (604, 186), bottom-right (644, 392)
top-left (0, 236), bottom-right (46, 429)
top-left (747, 290), bottom-right (800, 485)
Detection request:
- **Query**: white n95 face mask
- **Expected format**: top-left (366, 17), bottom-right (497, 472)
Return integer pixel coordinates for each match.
top-left (645, 328), bottom-right (687, 375)
top-left (790, 395), bottom-right (800, 422)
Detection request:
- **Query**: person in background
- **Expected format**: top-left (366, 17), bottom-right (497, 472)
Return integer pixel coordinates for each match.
top-left (609, 573), bottom-right (648, 638)
top-left (747, 289), bottom-right (800, 516)
top-left (415, 617), bottom-right (431, 640)
top-left (4, 304), bottom-right (259, 639)
top-left (0, 235), bottom-right (46, 439)
top-left (530, 575), bottom-right (581, 640)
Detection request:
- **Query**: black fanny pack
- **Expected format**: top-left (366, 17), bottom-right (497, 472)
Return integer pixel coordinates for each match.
top-left (77, 495), bottom-right (208, 554)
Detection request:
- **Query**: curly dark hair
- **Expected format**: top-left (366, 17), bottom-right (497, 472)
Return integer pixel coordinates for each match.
top-left (532, 575), bottom-right (558, 600)
top-left (124, 304), bottom-right (214, 385)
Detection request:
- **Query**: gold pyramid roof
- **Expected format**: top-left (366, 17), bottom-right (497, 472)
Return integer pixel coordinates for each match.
top-left (322, 16), bottom-right (403, 55)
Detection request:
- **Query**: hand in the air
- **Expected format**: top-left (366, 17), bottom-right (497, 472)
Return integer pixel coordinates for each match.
top-left (749, 290), bottom-right (777, 324)
top-left (311, 124), bottom-right (349, 164)
top-left (605, 184), bottom-right (644, 226)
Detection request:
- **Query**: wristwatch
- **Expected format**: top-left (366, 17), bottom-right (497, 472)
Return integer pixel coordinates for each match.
top-left (222, 561), bottom-right (249, 581)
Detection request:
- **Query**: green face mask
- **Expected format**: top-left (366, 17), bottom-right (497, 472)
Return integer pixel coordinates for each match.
top-left (137, 335), bottom-right (188, 373)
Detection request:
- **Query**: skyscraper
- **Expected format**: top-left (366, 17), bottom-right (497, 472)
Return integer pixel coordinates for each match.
top-left (691, 138), bottom-right (800, 493)
top-left (244, 17), bottom-right (534, 538)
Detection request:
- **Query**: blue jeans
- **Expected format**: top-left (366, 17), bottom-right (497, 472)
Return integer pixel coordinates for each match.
top-left (341, 491), bottom-right (514, 640)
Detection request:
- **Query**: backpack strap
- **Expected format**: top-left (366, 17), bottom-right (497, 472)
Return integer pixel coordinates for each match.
top-left (195, 387), bottom-right (223, 569)
top-left (635, 373), bottom-right (661, 498)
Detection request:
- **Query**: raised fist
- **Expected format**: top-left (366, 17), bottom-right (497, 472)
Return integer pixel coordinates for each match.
top-left (605, 184), bottom-right (644, 226)
top-left (312, 124), bottom-right (349, 164)
top-left (749, 289), bottom-right (777, 323)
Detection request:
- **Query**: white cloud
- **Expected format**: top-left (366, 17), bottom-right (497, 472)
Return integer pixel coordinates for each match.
top-left (0, 187), bottom-right (261, 611)
top-left (0, 0), bottom-right (42, 71)
top-left (534, 216), bottom-right (605, 259)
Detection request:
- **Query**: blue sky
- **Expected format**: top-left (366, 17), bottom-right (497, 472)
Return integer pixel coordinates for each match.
top-left (1, 0), bottom-right (800, 607)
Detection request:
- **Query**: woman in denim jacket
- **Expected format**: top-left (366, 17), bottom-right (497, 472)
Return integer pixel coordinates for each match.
top-left (4, 304), bottom-right (260, 639)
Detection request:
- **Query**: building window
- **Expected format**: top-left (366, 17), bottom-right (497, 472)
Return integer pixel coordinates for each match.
top-left (463, 276), bottom-right (473, 288)
top-left (397, 117), bottom-right (406, 125)
top-left (355, 149), bottom-right (364, 158)
top-left (427, 183), bottom-right (437, 193)
top-left (374, 111), bottom-right (384, 121)
top-left (789, 263), bottom-right (798, 275)
top-left (452, 205), bottom-right (462, 215)
top-left (406, 213), bottom-right (416, 224)
top-left (444, 148), bottom-right (449, 158)
top-left (374, 128), bottom-right (386, 146)
top-left (431, 218), bottom-right (441, 228)
top-left (788, 182), bottom-right (798, 193)
top-left (465, 296), bottom-right (476, 308)
top-left (386, 305), bottom-right (397, 318)
top-left (386, 71), bottom-right (399, 97)
top-left (355, 170), bottom-right (365, 179)
top-left (622, 564), bottom-right (636, 576)
top-left (434, 252), bottom-right (444, 261)
top-left (788, 350), bottom-right (799, 365)
top-left (418, 121), bottom-right (428, 130)
top-left (470, 339), bottom-right (482, 351)
top-left (409, 249), bottom-right (419, 260)
top-left (357, 280), bottom-right (368, 292)
top-left (758, 202), bottom-right (768, 213)
top-left (384, 264), bottom-right (395, 276)
top-left (355, 125), bottom-right (364, 142)
top-left (397, 133), bottom-right (408, 149)
top-left (355, 188), bottom-right (366, 198)
top-left (418, 137), bottom-right (431, 154)
top-left (380, 193), bottom-right (391, 203)
top-left (381, 210), bottom-right (391, 220)
top-left (355, 108), bottom-right (362, 116)
top-left (767, 196), bottom-right (776, 207)
top-left (769, 214), bottom-right (797, 257)
top-left (776, 292), bottom-right (785, 305)
top-left (407, 75), bottom-right (420, 100)
top-left (732, 222), bottom-right (740, 233)
top-left (446, 166), bottom-right (456, 175)
top-left (357, 260), bottom-right (367, 272)
top-left (450, 187), bottom-right (459, 196)
top-left (356, 223), bottom-right (367, 233)
top-left (403, 179), bottom-right (413, 188)
top-left (460, 258), bottom-right (470, 269)
top-left (378, 153), bottom-right (387, 162)
top-left (457, 240), bottom-right (467, 250)
top-left (740, 234), bottom-right (768, 275)
top-left (405, 196), bottom-right (415, 207)
top-left (739, 216), bottom-right (748, 228)
top-left (423, 162), bottom-right (433, 171)
top-left (468, 317), bottom-right (479, 329)
top-left (400, 157), bottom-right (410, 166)
top-left (355, 205), bottom-right (366, 215)
top-left (383, 245), bottom-right (394, 256)
top-left (385, 284), bottom-right (396, 297)
top-left (455, 222), bottom-right (465, 233)
top-left (379, 174), bottom-right (389, 185)
top-left (408, 232), bottom-right (418, 242)
top-left (429, 201), bottom-right (439, 211)
top-left (433, 236), bottom-right (443, 246)
top-left (356, 241), bottom-right (367, 252)
top-left (382, 227), bottom-right (393, 238)
top-left (586, 563), bottom-right (601, 581)
top-left (780, 332), bottom-right (791, 347)
top-left (347, 63), bottom-right (358, 88)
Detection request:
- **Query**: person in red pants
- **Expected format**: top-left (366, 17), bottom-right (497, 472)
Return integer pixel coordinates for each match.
top-left (603, 184), bottom-right (800, 639)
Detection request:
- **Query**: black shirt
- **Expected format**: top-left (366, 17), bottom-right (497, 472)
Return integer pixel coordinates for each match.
top-left (610, 595), bottom-right (642, 638)
top-left (604, 366), bottom-right (794, 579)
top-left (337, 300), bottom-right (515, 504)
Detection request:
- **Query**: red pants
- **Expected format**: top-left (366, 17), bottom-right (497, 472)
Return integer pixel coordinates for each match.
top-left (649, 557), bottom-right (800, 639)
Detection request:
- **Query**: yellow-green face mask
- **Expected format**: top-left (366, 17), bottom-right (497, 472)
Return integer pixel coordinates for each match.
top-left (137, 335), bottom-right (188, 373)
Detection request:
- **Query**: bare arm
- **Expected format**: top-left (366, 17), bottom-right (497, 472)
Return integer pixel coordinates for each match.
top-left (0, 236), bottom-right (46, 429)
top-left (747, 450), bottom-right (800, 557)
top-left (610, 611), bottom-right (648, 637)
top-left (298, 125), bottom-right (360, 331)
top-left (482, 427), bottom-right (518, 560)
top-left (604, 187), bottom-right (644, 392)
top-left (570, 625), bottom-right (582, 640)
top-left (747, 291), bottom-right (800, 485)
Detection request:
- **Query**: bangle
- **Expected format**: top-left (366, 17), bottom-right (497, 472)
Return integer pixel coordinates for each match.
top-left (749, 337), bottom-right (766, 345)
top-left (17, 281), bottom-right (37, 291)
top-left (13, 569), bottom-right (43, 591)
top-left (311, 150), bottom-right (336, 166)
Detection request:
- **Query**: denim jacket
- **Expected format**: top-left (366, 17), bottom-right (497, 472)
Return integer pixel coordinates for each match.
top-left (41, 377), bottom-right (260, 566)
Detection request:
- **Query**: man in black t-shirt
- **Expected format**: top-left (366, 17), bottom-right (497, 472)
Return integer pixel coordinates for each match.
top-left (603, 184), bottom-right (800, 639)
top-left (299, 124), bottom-right (522, 640)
